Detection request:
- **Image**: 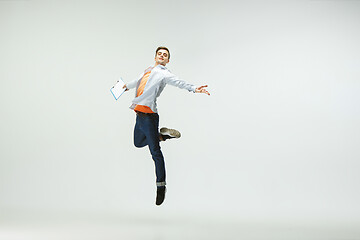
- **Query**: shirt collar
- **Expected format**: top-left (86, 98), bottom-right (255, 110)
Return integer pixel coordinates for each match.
top-left (154, 64), bottom-right (167, 70)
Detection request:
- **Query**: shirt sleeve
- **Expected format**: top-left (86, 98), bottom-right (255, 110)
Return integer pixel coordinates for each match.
top-left (126, 79), bottom-right (138, 89)
top-left (126, 72), bottom-right (143, 89)
top-left (163, 72), bottom-right (196, 93)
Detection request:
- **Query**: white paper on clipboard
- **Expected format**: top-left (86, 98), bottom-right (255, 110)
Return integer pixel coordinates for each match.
top-left (110, 77), bottom-right (126, 100)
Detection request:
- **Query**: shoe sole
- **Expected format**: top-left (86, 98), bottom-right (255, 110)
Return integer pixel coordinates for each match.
top-left (160, 127), bottom-right (181, 138)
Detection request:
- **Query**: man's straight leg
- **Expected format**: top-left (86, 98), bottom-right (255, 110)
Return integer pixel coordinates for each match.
top-left (141, 113), bottom-right (166, 187)
top-left (133, 112), bottom-right (167, 205)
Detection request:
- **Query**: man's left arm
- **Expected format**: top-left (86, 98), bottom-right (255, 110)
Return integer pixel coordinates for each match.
top-left (164, 73), bottom-right (210, 95)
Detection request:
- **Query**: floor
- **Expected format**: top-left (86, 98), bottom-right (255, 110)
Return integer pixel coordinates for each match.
top-left (1, 213), bottom-right (359, 240)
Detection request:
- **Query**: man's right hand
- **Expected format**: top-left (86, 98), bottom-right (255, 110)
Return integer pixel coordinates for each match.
top-left (123, 85), bottom-right (129, 91)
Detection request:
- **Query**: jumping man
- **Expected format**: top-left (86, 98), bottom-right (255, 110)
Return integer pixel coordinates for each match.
top-left (123, 47), bottom-right (210, 206)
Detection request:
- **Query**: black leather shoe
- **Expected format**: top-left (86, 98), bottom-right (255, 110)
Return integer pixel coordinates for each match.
top-left (159, 127), bottom-right (181, 141)
top-left (156, 186), bottom-right (166, 206)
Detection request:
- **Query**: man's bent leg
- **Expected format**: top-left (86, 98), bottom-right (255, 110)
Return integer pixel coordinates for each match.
top-left (134, 114), bottom-right (148, 148)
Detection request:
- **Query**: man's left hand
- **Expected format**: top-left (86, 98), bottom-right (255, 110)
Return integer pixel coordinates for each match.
top-left (195, 85), bottom-right (210, 95)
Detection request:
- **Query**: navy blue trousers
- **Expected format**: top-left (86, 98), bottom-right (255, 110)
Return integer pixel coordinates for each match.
top-left (133, 112), bottom-right (166, 187)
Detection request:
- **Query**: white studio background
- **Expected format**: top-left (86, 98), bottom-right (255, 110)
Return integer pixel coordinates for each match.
top-left (1, 0), bottom-right (360, 238)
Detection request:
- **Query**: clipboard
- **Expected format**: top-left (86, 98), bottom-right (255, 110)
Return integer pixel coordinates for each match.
top-left (110, 77), bottom-right (126, 100)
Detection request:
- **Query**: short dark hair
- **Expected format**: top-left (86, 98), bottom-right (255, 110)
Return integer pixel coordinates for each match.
top-left (155, 46), bottom-right (170, 59)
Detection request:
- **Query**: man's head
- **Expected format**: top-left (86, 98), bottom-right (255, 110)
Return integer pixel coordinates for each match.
top-left (155, 46), bottom-right (170, 66)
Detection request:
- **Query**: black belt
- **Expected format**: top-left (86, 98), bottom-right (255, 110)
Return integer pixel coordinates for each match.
top-left (136, 111), bottom-right (156, 116)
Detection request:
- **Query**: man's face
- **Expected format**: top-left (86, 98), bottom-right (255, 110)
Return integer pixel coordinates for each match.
top-left (155, 49), bottom-right (170, 66)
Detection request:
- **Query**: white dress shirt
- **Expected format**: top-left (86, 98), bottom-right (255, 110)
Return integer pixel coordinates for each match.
top-left (126, 64), bottom-right (196, 113)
